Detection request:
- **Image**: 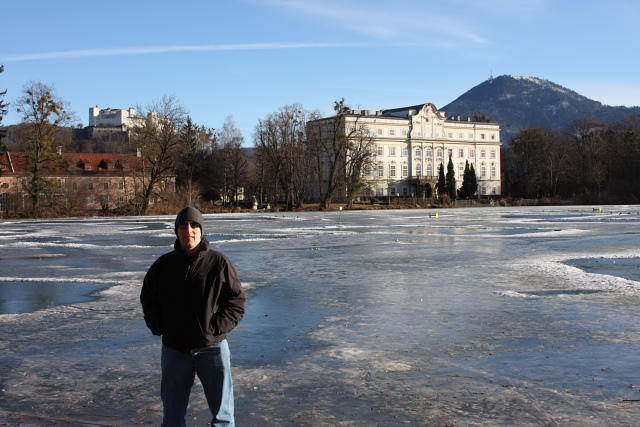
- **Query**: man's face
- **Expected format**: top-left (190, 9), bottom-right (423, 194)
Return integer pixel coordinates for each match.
top-left (177, 220), bottom-right (202, 254)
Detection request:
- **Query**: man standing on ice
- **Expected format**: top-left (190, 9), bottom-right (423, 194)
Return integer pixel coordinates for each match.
top-left (140, 207), bottom-right (246, 427)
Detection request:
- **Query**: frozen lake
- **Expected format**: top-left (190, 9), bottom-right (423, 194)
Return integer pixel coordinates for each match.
top-left (1, 206), bottom-right (639, 426)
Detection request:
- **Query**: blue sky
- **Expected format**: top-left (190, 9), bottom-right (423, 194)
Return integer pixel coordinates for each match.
top-left (1, 0), bottom-right (638, 142)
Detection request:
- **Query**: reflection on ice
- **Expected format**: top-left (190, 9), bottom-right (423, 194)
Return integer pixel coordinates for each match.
top-left (566, 257), bottom-right (640, 282)
top-left (0, 280), bottom-right (108, 315)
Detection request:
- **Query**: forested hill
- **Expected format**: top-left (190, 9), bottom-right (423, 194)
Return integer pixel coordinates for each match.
top-left (441, 75), bottom-right (640, 142)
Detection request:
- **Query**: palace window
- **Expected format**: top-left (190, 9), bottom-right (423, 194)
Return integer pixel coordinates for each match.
top-left (389, 146), bottom-right (396, 156)
top-left (415, 147), bottom-right (422, 157)
top-left (390, 165), bottom-right (396, 177)
top-left (378, 165), bottom-right (385, 178)
top-left (416, 163), bottom-right (422, 176)
top-left (481, 149), bottom-right (486, 158)
top-left (402, 147), bottom-right (408, 156)
top-left (402, 165), bottom-right (408, 177)
top-left (377, 146), bottom-right (384, 156)
top-left (427, 148), bottom-right (433, 157)
top-left (458, 149), bottom-right (464, 157)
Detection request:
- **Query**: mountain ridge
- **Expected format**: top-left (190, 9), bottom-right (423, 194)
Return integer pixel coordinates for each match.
top-left (441, 75), bottom-right (639, 142)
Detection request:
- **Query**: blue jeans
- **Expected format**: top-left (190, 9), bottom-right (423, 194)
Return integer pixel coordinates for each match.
top-left (161, 341), bottom-right (234, 427)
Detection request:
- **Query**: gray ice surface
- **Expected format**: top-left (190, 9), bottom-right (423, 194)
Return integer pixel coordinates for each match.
top-left (1, 206), bottom-right (639, 426)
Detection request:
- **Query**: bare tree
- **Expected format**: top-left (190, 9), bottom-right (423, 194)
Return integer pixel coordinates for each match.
top-left (219, 116), bottom-right (247, 207)
top-left (15, 81), bottom-right (75, 216)
top-left (254, 104), bottom-right (314, 209)
top-left (307, 99), bottom-right (374, 209)
top-left (602, 114), bottom-right (640, 200)
top-left (567, 118), bottom-right (607, 200)
top-left (0, 65), bottom-right (8, 150)
top-left (130, 95), bottom-right (188, 215)
top-left (343, 122), bottom-right (376, 207)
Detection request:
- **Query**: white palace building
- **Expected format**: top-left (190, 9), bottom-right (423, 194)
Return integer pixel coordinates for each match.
top-left (342, 103), bottom-right (502, 199)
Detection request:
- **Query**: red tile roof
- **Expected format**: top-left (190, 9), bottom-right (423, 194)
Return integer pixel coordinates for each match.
top-left (0, 152), bottom-right (143, 176)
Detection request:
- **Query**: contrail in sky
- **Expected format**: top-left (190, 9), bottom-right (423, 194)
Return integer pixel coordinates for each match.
top-left (2, 42), bottom-right (359, 61)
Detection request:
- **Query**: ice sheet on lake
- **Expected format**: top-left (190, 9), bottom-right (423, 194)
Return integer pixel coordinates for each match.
top-left (1, 205), bottom-right (640, 426)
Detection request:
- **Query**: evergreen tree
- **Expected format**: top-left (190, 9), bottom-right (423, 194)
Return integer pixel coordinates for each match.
top-left (175, 116), bottom-right (214, 206)
top-left (445, 155), bottom-right (456, 199)
top-left (436, 162), bottom-right (445, 197)
top-left (468, 163), bottom-right (478, 197)
top-left (458, 160), bottom-right (479, 199)
top-left (458, 160), bottom-right (471, 199)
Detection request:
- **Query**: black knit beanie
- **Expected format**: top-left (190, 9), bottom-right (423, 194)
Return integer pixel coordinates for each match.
top-left (174, 207), bottom-right (204, 236)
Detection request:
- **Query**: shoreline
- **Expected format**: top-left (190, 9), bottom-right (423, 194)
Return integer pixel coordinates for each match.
top-left (2, 200), bottom-right (638, 220)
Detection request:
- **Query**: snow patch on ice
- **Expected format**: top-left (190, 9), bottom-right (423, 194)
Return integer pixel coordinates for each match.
top-left (0, 276), bottom-right (120, 285)
top-left (6, 241), bottom-right (160, 250)
top-left (495, 290), bottom-right (538, 298)
top-left (509, 250), bottom-right (640, 294)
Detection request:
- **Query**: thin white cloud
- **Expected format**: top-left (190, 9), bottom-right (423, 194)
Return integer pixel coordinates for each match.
top-left (2, 42), bottom-right (359, 62)
top-left (259, 0), bottom-right (490, 44)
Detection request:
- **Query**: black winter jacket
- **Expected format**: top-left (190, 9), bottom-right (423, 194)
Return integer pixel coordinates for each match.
top-left (140, 237), bottom-right (246, 354)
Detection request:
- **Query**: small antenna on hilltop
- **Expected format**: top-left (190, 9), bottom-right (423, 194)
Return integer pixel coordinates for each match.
top-left (489, 69), bottom-right (494, 81)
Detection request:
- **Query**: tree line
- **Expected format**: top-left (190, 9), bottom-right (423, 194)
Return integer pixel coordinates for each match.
top-left (502, 115), bottom-right (640, 203)
top-left (3, 76), bottom-right (639, 217)
top-left (0, 79), bottom-right (380, 216)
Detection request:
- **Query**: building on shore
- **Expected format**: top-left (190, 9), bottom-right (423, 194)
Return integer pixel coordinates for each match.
top-left (0, 150), bottom-right (175, 214)
top-left (308, 103), bottom-right (502, 201)
top-left (73, 107), bottom-right (155, 148)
